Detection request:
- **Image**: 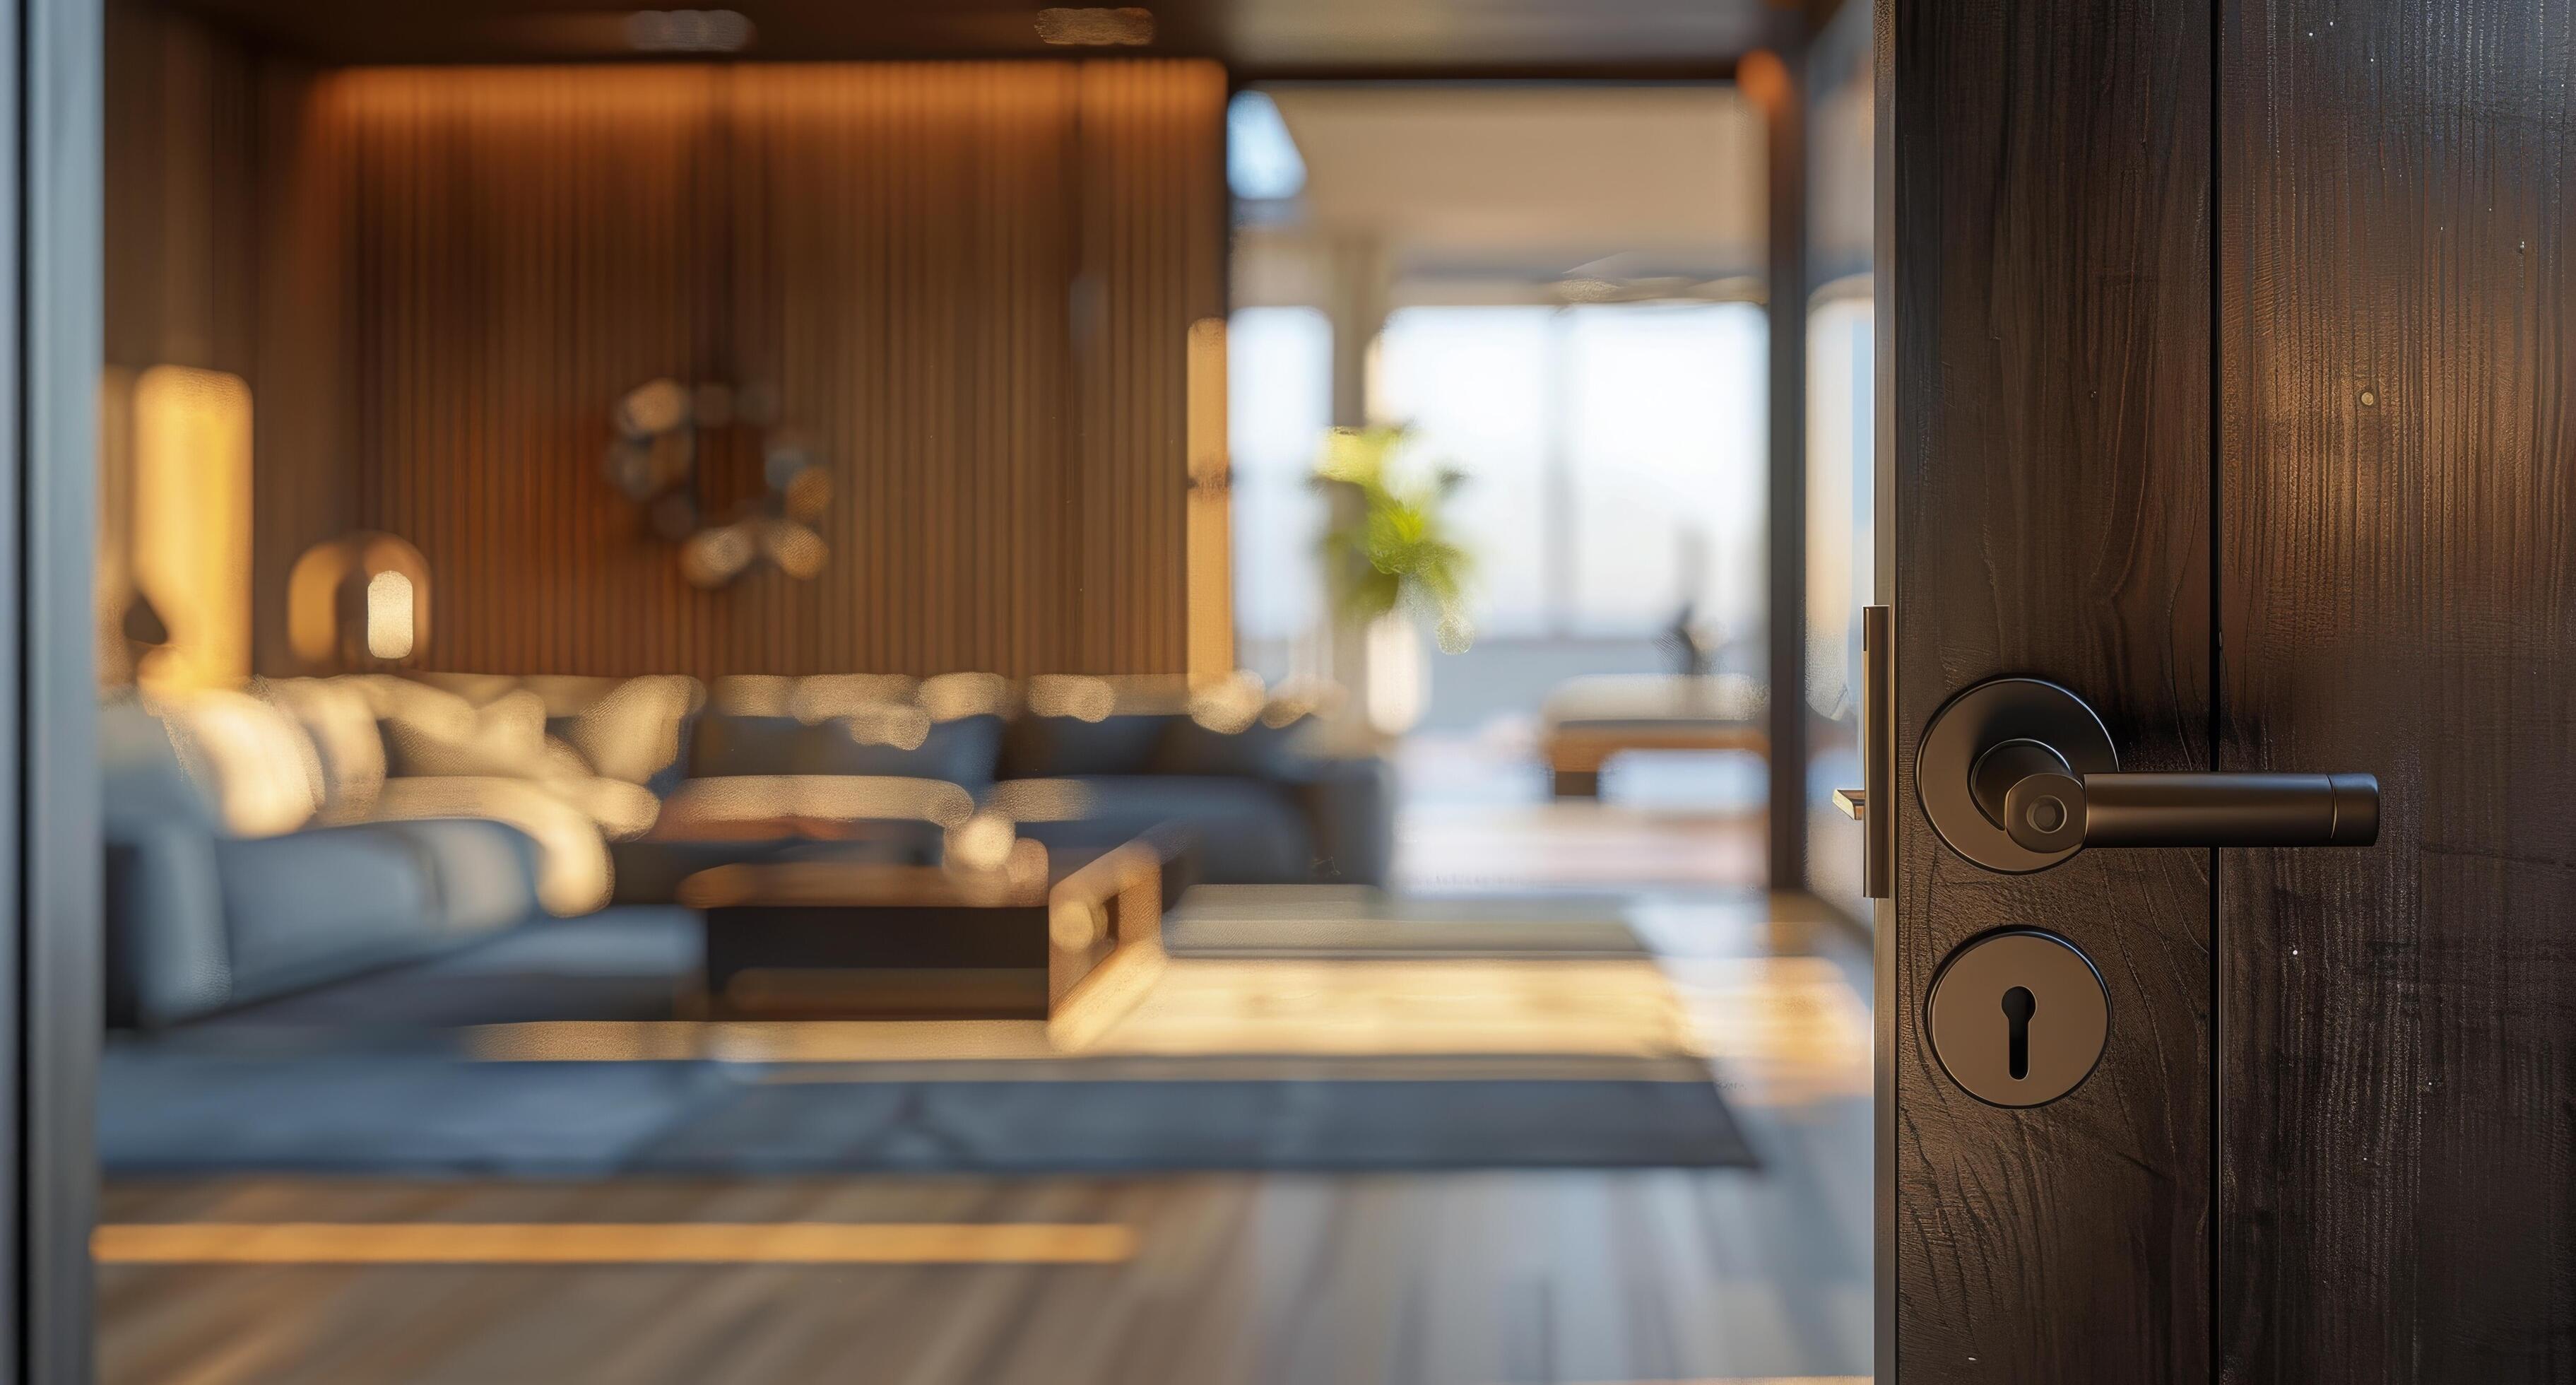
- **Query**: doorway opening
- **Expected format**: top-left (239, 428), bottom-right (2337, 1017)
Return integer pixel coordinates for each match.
top-left (87, 2), bottom-right (1879, 1381)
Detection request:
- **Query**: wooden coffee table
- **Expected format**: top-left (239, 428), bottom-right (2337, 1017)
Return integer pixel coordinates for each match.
top-left (675, 829), bottom-right (1190, 1022)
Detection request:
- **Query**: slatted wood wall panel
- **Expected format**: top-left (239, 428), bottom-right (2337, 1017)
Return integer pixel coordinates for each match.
top-left (103, 0), bottom-right (259, 681)
top-left (247, 58), bottom-right (360, 680)
top-left (1072, 62), bottom-right (1227, 678)
top-left (104, 0), bottom-right (256, 379)
top-left (250, 60), bottom-right (1224, 680)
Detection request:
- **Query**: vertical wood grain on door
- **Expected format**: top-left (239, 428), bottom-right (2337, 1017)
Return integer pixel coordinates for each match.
top-left (2218, 1), bottom-right (2576, 1378)
top-left (1881, 0), bottom-right (2214, 1378)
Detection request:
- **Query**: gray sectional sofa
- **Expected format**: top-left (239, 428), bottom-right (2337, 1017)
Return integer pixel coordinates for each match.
top-left (621, 673), bottom-right (1393, 900)
top-left (103, 671), bottom-right (1392, 1028)
top-left (103, 701), bottom-right (546, 1027)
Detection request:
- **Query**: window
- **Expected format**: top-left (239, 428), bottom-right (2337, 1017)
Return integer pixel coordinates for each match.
top-left (1227, 306), bottom-right (1333, 681)
top-left (1373, 302), bottom-right (1766, 642)
top-left (1373, 307), bottom-right (1556, 635)
top-left (1564, 303), bottom-right (1766, 640)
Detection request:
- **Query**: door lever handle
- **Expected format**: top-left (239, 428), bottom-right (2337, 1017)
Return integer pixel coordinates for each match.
top-left (1999, 770), bottom-right (2379, 854)
top-left (1920, 677), bottom-right (2381, 872)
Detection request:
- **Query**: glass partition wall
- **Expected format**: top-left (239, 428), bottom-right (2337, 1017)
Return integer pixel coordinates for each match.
top-left (94, 26), bottom-right (1874, 1381)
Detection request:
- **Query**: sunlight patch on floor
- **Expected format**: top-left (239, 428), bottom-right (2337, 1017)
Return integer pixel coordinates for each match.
top-left (468, 957), bottom-right (1710, 1061)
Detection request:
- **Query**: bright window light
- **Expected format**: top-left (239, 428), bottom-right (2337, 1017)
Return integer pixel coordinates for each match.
top-left (1227, 90), bottom-right (1305, 201)
top-left (1227, 307), bottom-right (1331, 681)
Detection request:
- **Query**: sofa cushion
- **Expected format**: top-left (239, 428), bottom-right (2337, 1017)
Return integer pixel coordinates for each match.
top-left (100, 701), bottom-right (218, 832)
top-left (991, 776), bottom-right (1314, 884)
top-left (370, 777), bottom-right (618, 917)
top-left (998, 674), bottom-right (1193, 777)
top-left (804, 712), bottom-right (1005, 786)
top-left (1000, 714), bottom-right (1178, 779)
top-left (1150, 712), bottom-right (1313, 779)
top-left (690, 714), bottom-right (808, 778)
top-left (103, 816), bottom-right (232, 1027)
top-left (210, 824), bottom-right (444, 1005)
top-left (693, 709), bottom-right (1005, 787)
top-left (1280, 755), bottom-right (1397, 887)
top-left (372, 818), bottom-right (545, 935)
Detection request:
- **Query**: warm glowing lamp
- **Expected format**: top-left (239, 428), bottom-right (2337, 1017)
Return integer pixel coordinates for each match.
top-left (287, 532), bottom-right (432, 671)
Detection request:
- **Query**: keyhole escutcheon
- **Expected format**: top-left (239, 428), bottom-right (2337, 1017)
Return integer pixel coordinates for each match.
top-left (2001, 985), bottom-right (2037, 1080)
top-left (1927, 929), bottom-right (2106, 1108)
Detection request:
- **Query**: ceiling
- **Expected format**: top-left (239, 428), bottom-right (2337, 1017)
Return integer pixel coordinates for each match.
top-left (1238, 86), bottom-right (1766, 306)
top-left (164, 0), bottom-right (1790, 70)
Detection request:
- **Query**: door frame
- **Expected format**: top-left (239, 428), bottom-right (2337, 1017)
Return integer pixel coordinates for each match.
top-left (15, 0), bottom-right (104, 1377)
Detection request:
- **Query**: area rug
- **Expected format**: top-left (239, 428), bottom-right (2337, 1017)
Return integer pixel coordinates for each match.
top-left (98, 1044), bottom-right (1757, 1175)
top-left (107, 897), bottom-right (1757, 1174)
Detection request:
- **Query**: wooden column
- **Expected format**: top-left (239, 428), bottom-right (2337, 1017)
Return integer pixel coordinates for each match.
top-left (1747, 45), bottom-right (1810, 891)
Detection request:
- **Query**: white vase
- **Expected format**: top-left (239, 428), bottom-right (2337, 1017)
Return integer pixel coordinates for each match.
top-left (1364, 612), bottom-right (1426, 736)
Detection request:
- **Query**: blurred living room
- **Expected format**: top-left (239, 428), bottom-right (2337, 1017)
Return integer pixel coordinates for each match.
top-left (95, 1), bottom-right (1875, 1381)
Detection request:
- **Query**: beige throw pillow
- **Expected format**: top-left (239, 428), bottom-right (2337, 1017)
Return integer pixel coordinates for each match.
top-left (151, 690), bottom-right (321, 837)
top-left (256, 677), bottom-right (389, 823)
top-left (548, 675), bottom-right (698, 785)
top-left (379, 685), bottom-right (567, 779)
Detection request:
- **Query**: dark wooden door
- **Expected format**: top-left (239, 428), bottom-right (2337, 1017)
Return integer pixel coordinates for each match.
top-left (2216, 0), bottom-right (2576, 1379)
top-left (1881, 0), bottom-right (2576, 1380)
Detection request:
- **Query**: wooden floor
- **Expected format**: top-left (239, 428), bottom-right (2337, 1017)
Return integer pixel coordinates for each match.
top-left (1393, 741), bottom-right (1767, 895)
top-left (99, 800), bottom-right (1869, 1385)
top-left (103, 1160), bottom-right (1868, 1385)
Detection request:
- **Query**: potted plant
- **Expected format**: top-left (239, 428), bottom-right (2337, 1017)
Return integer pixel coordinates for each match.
top-left (1312, 425), bottom-right (1475, 734)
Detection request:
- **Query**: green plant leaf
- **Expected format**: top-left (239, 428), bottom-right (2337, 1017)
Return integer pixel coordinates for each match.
top-left (1312, 423), bottom-right (1477, 647)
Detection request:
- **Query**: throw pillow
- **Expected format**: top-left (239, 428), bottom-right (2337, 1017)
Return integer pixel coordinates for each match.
top-left (151, 689), bottom-right (322, 837)
top-left (256, 677), bottom-right (389, 823)
top-left (380, 685), bottom-right (572, 779)
top-left (543, 675), bottom-right (699, 790)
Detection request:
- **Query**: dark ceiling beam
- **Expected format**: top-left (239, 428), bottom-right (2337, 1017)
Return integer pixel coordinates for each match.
top-left (163, 0), bottom-right (1778, 71)
top-left (1234, 59), bottom-right (1742, 85)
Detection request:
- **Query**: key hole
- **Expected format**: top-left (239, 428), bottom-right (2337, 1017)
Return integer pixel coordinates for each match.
top-left (2001, 986), bottom-right (2038, 1080)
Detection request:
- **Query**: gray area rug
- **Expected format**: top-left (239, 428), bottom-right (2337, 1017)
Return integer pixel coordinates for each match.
top-left (110, 899), bottom-right (1759, 1174)
top-left (99, 1047), bottom-right (1757, 1175)
top-left (199, 897), bottom-right (1662, 1027)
